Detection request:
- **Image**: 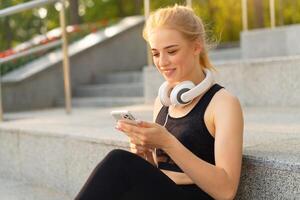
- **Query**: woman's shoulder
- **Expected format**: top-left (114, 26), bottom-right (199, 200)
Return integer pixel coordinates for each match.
top-left (213, 87), bottom-right (240, 105)
top-left (212, 87), bottom-right (243, 120)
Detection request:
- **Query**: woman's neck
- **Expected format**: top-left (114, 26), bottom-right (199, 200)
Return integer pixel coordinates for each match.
top-left (190, 64), bottom-right (206, 85)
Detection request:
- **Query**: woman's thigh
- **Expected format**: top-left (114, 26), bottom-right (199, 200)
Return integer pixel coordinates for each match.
top-left (76, 149), bottom-right (209, 200)
top-left (108, 149), bottom-right (203, 200)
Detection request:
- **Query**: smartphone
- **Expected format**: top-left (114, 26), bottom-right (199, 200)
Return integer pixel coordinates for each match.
top-left (110, 110), bottom-right (137, 123)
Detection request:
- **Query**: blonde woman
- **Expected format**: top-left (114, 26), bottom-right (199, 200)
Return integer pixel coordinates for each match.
top-left (75, 5), bottom-right (243, 200)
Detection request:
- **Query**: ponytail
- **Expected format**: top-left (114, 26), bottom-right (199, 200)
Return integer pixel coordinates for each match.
top-left (199, 51), bottom-right (216, 71)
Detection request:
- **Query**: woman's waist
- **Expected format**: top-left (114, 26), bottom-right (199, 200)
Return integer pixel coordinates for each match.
top-left (160, 169), bottom-right (194, 185)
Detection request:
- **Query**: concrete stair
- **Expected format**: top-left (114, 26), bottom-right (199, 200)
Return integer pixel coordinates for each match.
top-left (0, 105), bottom-right (299, 199)
top-left (57, 71), bottom-right (145, 107)
top-left (74, 82), bottom-right (143, 97)
top-left (92, 71), bottom-right (143, 84)
top-left (67, 96), bottom-right (145, 107)
top-left (0, 177), bottom-right (71, 200)
top-left (1, 16), bottom-right (146, 112)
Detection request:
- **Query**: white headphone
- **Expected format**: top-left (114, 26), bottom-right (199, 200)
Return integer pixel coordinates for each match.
top-left (158, 69), bottom-right (215, 107)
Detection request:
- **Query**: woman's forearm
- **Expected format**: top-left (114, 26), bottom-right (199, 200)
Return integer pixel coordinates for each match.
top-left (163, 136), bottom-right (236, 200)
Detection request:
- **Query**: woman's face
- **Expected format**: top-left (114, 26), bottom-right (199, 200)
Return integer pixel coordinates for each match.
top-left (148, 27), bottom-right (201, 84)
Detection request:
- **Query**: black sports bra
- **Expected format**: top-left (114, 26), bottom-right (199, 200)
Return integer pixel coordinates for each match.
top-left (155, 84), bottom-right (224, 172)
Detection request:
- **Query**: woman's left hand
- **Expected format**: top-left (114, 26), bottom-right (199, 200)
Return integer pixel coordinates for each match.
top-left (116, 119), bottom-right (175, 151)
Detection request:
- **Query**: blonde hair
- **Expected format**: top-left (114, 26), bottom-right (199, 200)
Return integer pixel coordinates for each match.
top-left (143, 4), bottom-right (215, 71)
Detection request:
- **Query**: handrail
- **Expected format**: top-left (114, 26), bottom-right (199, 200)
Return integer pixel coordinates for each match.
top-left (0, 0), bottom-right (72, 121)
top-left (186, 0), bottom-right (192, 8)
top-left (0, 40), bottom-right (62, 64)
top-left (241, 0), bottom-right (276, 31)
top-left (242, 0), bottom-right (248, 31)
top-left (0, 0), bottom-right (59, 18)
top-left (270, 0), bottom-right (275, 28)
top-left (143, 0), bottom-right (152, 68)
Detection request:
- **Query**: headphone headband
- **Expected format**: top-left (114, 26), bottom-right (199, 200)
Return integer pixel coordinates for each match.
top-left (181, 69), bottom-right (214, 102)
top-left (158, 69), bottom-right (214, 107)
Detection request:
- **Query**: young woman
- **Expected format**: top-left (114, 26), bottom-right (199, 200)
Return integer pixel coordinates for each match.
top-left (75, 5), bottom-right (243, 200)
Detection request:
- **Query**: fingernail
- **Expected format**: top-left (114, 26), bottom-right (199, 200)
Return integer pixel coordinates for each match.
top-left (115, 125), bottom-right (121, 131)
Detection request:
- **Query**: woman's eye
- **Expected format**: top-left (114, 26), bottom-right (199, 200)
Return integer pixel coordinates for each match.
top-left (168, 50), bottom-right (177, 55)
top-left (152, 53), bottom-right (159, 57)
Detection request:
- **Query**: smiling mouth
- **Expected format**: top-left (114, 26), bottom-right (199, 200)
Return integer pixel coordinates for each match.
top-left (163, 68), bottom-right (176, 77)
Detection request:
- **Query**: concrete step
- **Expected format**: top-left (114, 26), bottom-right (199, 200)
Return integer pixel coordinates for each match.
top-left (0, 106), bottom-right (299, 199)
top-left (93, 71), bottom-right (143, 84)
top-left (74, 82), bottom-right (143, 97)
top-left (0, 177), bottom-right (71, 200)
top-left (56, 96), bottom-right (145, 107)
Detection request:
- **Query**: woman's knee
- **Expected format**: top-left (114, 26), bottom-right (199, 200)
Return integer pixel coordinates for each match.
top-left (103, 149), bottom-right (137, 165)
top-left (106, 149), bottom-right (133, 159)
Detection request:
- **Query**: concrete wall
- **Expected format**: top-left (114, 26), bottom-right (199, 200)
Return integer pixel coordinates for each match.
top-left (241, 24), bottom-right (300, 59)
top-left (144, 55), bottom-right (300, 107)
top-left (2, 65), bottom-right (64, 111)
top-left (2, 17), bottom-right (147, 112)
top-left (0, 128), bottom-right (129, 198)
top-left (209, 47), bottom-right (241, 61)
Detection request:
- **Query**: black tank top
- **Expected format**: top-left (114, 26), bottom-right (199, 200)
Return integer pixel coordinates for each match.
top-left (155, 84), bottom-right (224, 172)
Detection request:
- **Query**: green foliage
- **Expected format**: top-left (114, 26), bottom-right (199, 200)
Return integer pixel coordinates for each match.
top-left (193, 0), bottom-right (242, 43)
top-left (0, 0), bottom-right (45, 50)
top-left (1, 0), bottom-right (300, 52)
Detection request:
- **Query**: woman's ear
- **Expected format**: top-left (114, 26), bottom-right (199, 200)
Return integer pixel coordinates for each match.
top-left (193, 39), bottom-right (202, 55)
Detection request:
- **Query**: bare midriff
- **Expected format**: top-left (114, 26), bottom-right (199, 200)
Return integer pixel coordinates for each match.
top-left (160, 169), bottom-right (194, 185)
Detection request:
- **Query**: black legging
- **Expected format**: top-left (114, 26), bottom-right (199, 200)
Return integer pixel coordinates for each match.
top-left (74, 149), bottom-right (213, 200)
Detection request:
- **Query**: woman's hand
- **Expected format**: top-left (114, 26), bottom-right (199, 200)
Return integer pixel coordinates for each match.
top-left (115, 119), bottom-right (176, 151)
top-left (129, 138), bottom-right (152, 155)
top-left (128, 139), bottom-right (156, 165)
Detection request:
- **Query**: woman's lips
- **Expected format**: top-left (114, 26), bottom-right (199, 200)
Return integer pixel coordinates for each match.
top-left (163, 69), bottom-right (176, 77)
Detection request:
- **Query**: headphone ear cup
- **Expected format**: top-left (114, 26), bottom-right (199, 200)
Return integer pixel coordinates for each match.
top-left (158, 81), bottom-right (172, 106)
top-left (170, 81), bottom-right (195, 106)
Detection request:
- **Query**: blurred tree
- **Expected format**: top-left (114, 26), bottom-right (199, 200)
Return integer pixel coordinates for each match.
top-left (1, 0), bottom-right (300, 52)
top-left (70, 0), bottom-right (81, 25)
top-left (277, 0), bottom-right (284, 26)
top-left (134, 0), bottom-right (142, 15)
top-left (1, 0), bottom-right (13, 50)
top-left (253, 0), bottom-right (264, 28)
top-left (0, 0), bottom-right (43, 51)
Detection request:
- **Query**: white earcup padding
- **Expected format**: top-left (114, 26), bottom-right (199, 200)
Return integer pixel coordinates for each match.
top-left (158, 81), bottom-right (173, 106)
top-left (170, 81), bottom-right (195, 106)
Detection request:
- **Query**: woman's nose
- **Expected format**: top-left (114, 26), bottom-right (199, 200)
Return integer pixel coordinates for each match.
top-left (159, 54), bottom-right (170, 67)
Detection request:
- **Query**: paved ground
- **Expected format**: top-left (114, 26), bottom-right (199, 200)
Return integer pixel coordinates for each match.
top-left (0, 177), bottom-right (71, 200)
top-left (0, 104), bottom-right (300, 199)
